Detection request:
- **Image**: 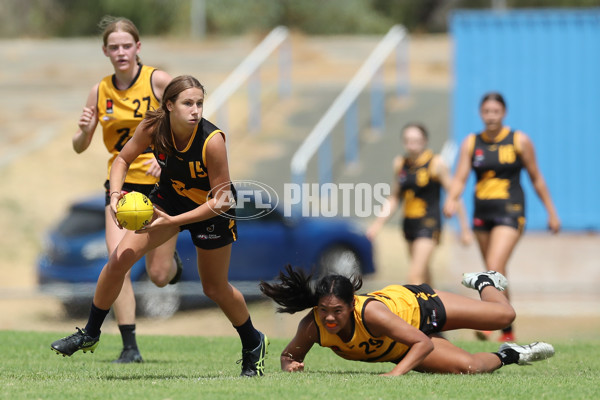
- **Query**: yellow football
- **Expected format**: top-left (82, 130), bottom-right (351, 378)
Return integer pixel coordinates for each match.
top-left (116, 192), bottom-right (154, 231)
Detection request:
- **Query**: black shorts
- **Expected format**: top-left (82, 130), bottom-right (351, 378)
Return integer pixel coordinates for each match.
top-left (402, 217), bottom-right (441, 242)
top-left (472, 215), bottom-right (525, 233)
top-left (150, 187), bottom-right (237, 250)
top-left (403, 283), bottom-right (446, 335)
top-left (103, 180), bottom-right (155, 207)
top-left (389, 283), bottom-right (446, 365)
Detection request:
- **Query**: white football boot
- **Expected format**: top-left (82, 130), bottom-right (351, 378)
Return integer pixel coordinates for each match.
top-left (498, 342), bottom-right (555, 365)
top-left (462, 271), bottom-right (508, 292)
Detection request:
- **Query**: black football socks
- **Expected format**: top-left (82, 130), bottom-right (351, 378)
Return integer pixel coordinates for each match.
top-left (84, 303), bottom-right (110, 338)
top-left (494, 348), bottom-right (519, 366)
top-left (118, 324), bottom-right (139, 350)
top-left (234, 316), bottom-right (261, 350)
top-left (475, 275), bottom-right (496, 294)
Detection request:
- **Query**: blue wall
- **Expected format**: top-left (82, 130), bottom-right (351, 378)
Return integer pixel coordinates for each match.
top-left (450, 9), bottom-right (600, 231)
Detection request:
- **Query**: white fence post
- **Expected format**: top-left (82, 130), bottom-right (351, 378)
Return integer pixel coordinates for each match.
top-left (345, 100), bottom-right (359, 166)
top-left (370, 65), bottom-right (385, 134)
top-left (396, 34), bottom-right (409, 97)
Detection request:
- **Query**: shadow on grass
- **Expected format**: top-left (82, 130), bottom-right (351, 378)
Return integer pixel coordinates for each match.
top-left (304, 370), bottom-right (382, 376)
top-left (101, 372), bottom-right (238, 380)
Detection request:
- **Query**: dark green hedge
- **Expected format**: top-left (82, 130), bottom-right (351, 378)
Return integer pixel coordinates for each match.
top-left (1, 0), bottom-right (597, 38)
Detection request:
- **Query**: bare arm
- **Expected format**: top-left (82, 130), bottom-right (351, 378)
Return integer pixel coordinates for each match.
top-left (443, 136), bottom-right (473, 218)
top-left (518, 132), bottom-right (561, 233)
top-left (366, 156), bottom-right (403, 240)
top-left (108, 119), bottom-right (155, 213)
top-left (434, 155), bottom-right (472, 245)
top-left (363, 301), bottom-right (434, 376)
top-left (72, 84), bottom-right (99, 153)
top-left (280, 312), bottom-right (318, 372)
top-left (151, 70), bottom-right (172, 101)
top-left (142, 70), bottom-right (173, 178)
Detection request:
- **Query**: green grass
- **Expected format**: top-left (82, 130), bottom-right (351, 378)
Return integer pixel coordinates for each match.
top-left (1, 331), bottom-right (598, 400)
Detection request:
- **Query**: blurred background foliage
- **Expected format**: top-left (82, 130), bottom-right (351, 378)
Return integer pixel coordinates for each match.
top-left (0, 0), bottom-right (598, 38)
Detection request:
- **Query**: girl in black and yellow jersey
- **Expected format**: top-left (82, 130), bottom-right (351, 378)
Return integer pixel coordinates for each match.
top-left (70, 17), bottom-right (180, 363)
top-left (260, 266), bottom-right (554, 376)
top-left (444, 92), bottom-right (560, 342)
top-left (367, 123), bottom-right (471, 285)
top-left (52, 76), bottom-right (268, 377)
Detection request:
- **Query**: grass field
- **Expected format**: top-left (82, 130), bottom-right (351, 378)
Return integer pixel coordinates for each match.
top-left (1, 331), bottom-right (598, 400)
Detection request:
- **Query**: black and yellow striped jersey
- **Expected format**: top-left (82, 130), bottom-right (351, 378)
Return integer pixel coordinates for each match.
top-left (398, 149), bottom-right (441, 221)
top-left (154, 118), bottom-right (230, 210)
top-left (97, 64), bottom-right (160, 184)
top-left (468, 127), bottom-right (525, 217)
top-left (313, 285), bottom-right (421, 363)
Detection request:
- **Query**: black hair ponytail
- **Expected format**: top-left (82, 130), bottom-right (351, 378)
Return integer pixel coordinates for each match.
top-left (260, 265), bottom-right (363, 314)
top-left (260, 265), bottom-right (317, 314)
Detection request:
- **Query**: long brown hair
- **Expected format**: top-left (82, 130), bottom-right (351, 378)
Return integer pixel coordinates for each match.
top-left (145, 75), bottom-right (206, 156)
top-left (98, 16), bottom-right (142, 64)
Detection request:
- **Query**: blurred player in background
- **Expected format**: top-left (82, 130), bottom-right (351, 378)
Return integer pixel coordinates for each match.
top-left (53, 75), bottom-right (268, 377)
top-left (443, 92), bottom-right (560, 342)
top-left (367, 123), bottom-right (472, 286)
top-left (260, 265), bottom-right (554, 376)
top-left (70, 16), bottom-right (181, 363)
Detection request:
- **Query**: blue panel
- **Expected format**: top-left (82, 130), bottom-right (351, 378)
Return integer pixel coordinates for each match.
top-left (450, 9), bottom-right (600, 231)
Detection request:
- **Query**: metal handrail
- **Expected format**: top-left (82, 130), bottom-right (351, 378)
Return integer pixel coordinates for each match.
top-left (204, 26), bottom-right (290, 120)
top-left (290, 25), bottom-right (407, 186)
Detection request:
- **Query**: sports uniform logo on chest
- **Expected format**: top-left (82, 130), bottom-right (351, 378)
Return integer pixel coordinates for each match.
top-left (106, 99), bottom-right (114, 114)
top-left (398, 170), bottom-right (407, 185)
top-left (473, 148), bottom-right (485, 167)
top-left (156, 153), bottom-right (167, 168)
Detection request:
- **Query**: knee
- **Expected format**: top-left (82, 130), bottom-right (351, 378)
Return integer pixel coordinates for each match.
top-left (147, 271), bottom-right (170, 287)
top-left (202, 282), bottom-right (232, 302)
top-left (498, 304), bottom-right (516, 328)
top-left (146, 251), bottom-right (181, 287)
top-left (106, 253), bottom-right (133, 277)
top-left (146, 265), bottom-right (171, 287)
top-left (451, 355), bottom-right (490, 375)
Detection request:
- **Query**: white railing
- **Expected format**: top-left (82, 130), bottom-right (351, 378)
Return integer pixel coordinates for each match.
top-left (290, 25), bottom-right (408, 186)
top-left (204, 25), bottom-right (291, 133)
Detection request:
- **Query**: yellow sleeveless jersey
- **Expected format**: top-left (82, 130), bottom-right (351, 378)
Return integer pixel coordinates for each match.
top-left (97, 64), bottom-right (160, 184)
top-left (313, 285), bottom-right (421, 363)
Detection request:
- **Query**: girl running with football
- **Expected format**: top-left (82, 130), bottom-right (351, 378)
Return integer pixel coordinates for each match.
top-left (52, 75), bottom-right (268, 377)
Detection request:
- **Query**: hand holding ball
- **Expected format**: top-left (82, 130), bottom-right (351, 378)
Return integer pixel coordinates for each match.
top-left (116, 192), bottom-right (154, 230)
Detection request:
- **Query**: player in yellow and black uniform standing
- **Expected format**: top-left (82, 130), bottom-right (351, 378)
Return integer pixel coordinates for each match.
top-left (70, 16), bottom-right (180, 364)
top-left (400, 148), bottom-right (442, 242)
top-left (260, 265), bottom-right (555, 376)
top-left (444, 92), bottom-right (560, 342)
top-left (52, 76), bottom-right (268, 377)
top-left (470, 127), bottom-right (526, 231)
top-left (368, 123), bottom-right (471, 285)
